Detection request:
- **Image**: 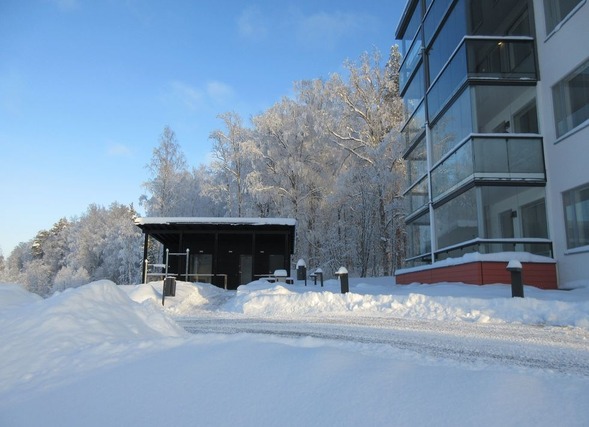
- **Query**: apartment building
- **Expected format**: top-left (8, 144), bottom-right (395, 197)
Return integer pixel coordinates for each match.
top-left (395, 0), bottom-right (588, 288)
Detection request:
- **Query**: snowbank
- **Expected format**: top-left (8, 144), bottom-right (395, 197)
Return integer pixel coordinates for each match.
top-left (0, 281), bottom-right (186, 400)
top-left (121, 279), bottom-right (589, 329)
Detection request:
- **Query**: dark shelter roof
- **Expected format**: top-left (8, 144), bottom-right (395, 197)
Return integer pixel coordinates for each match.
top-left (134, 217), bottom-right (297, 251)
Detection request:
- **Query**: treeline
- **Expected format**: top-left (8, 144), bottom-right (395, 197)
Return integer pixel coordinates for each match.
top-left (1, 203), bottom-right (143, 296)
top-left (0, 47), bottom-right (407, 295)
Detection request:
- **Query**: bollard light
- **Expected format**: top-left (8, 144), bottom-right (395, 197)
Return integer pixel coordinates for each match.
top-left (335, 266), bottom-right (349, 294)
top-left (296, 259), bottom-right (307, 286)
top-left (506, 260), bottom-right (524, 298)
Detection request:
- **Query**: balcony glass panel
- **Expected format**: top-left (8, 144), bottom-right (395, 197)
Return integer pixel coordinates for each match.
top-left (402, 100), bottom-right (426, 150)
top-left (407, 135), bottom-right (427, 187)
top-left (431, 140), bottom-right (473, 198)
top-left (400, 37), bottom-right (423, 93)
top-left (424, 0), bottom-right (454, 46)
top-left (467, 39), bottom-right (536, 80)
top-left (407, 211), bottom-right (431, 259)
top-left (481, 186), bottom-right (548, 240)
top-left (408, 176), bottom-right (429, 215)
top-left (435, 187), bottom-right (478, 249)
top-left (472, 85), bottom-right (537, 133)
top-left (427, 0), bottom-right (466, 82)
top-left (468, 0), bottom-right (532, 36)
top-left (434, 185), bottom-right (549, 255)
top-left (431, 88), bottom-right (472, 163)
top-left (427, 43), bottom-right (467, 121)
top-left (473, 137), bottom-right (544, 176)
top-left (400, 4), bottom-right (422, 55)
top-left (403, 64), bottom-right (425, 118)
top-left (432, 136), bottom-right (545, 200)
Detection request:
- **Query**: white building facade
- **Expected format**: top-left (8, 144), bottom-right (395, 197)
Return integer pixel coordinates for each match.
top-left (395, 0), bottom-right (589, 287)
top-left (534, 0), bottom-right (589, 287)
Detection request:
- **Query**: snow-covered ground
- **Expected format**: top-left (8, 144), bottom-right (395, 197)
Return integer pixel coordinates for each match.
top-left (1, 277), bottom-right (589, 426)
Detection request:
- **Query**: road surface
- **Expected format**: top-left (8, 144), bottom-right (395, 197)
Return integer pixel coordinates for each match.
top-left (177, 313), bottom-right (589, 376)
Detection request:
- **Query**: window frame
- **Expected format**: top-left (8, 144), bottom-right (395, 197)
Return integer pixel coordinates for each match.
top-left (563, 183), bottom-right (589, 250)
top-left (544, 0), bottom-right (585, 35)
top-left (552, 58), bottom-right (589, 138)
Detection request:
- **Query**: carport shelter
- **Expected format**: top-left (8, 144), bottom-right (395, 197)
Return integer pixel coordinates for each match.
top-left (135, 217), bottom-right (296, 290)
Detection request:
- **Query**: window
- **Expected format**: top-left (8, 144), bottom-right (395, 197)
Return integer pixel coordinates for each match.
top-left (403, 64), bottom-right (425, 118)
top-left (522, 199), bottom-right (548, 238)
top-left (563, 184), bottom-right (589, 249)
top-left (513, 102), bottom-right (539, 133)
top-left (407, 212), bottom-right (431, 259)
top-left (480, 185), bottom-right (547, 238)
top-left (431, 88), bottom-right (472, 164)
top-left (544, 0), bottom-right (583, 34)
top-left (435, 187), bottom-right (478, 249)
top-left (553, 59), bottom-right (589, 137)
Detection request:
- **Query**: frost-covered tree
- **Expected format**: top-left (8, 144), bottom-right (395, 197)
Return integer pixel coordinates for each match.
top-left (52, 266), bottom-right (90, 293)
top-left (249, 96), bottom-right (336, 267)
top-left (209, 112), bottom-right (254, 216)
top-left (67, 203), bottom-right (143, 285)
top-left (141, 126), bottom-right (188, 216)
top-left (0, 249), bottom-right (5, 279)
top-left (317, 47), bottom-right (406, 274)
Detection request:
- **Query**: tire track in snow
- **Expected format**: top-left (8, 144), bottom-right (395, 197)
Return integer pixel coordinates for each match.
top-left (177, 315), bottom-right (589, 376)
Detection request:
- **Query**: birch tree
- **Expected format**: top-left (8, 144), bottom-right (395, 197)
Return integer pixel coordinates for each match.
top-left (209, 112), bottom-right (254, 216)
top-left (319, 47), bottom-right (405, 274)
top-left (141, 126), bottom-right (188, 216)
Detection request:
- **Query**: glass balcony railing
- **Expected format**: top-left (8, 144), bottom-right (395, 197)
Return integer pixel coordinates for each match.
top-left (399, 37), bottom-right (422, 93)
top-left (406, 175), bottom-right (429, 216)
top-left (427, 38), bottom-right (537, 122)
top-left (401, 100), bottom-right (426, 151)
top-left (466, 38), bottom-right (536, 80)
top-left (431, 136), bottom-right (545, 199)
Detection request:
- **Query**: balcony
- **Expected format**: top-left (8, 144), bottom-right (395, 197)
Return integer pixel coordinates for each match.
top-left (431, 136), bottom-right (545, 200)
top-left (427, 38), bottom-right (537, 122)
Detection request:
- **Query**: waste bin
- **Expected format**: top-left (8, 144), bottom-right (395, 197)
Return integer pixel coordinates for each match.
top-left (164, 277), bottom-right (176, 297)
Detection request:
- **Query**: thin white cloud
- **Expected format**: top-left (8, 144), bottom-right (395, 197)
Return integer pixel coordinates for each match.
top-left (165, 80), bottom-right (235, 112)
top-left (296, 11), bottom-right (377, 50)
top-left (206, 81), bottom-right (234, 105)
top-left (169, 80), bottom-right (204, 111)
top-left (237, 6), bottom-right (268, 41)
top-left (107, 143), bottom-right (132, 157)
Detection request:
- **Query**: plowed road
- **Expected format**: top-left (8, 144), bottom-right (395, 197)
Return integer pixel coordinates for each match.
top-left (177, 314), bottom-right (589, 376)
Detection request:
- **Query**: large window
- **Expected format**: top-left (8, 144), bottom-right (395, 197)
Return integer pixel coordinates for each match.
top-left (403, 64), bottom-right (425, 118)
top-left (563, 183), bottom-right (589, 249)
top-left (407, 176), bottom-right (429, 215)
top-left (552, 58), bottom-right (589, 137)
top-left (427, 1), bottom-right (467, 87)
top-left (436, 188), bottom-right (478, 249)
top-left (431, 88), bottom-right (472, 164)
top-left (407, 212), bottom-right (431, 260)
top-left (481, 186), bottom-right (548, 239)
top-left (544, 0), bottom-right (584, 33)
top-left (407, 136), bottom-right (428, 187)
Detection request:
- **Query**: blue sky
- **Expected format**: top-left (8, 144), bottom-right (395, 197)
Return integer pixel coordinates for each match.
top-left (0, 0), bottom-right (405, 256)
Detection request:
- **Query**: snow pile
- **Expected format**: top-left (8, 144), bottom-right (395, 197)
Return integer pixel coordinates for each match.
top-left (0, 283), bottom-right (43, 308)
top-left (126, 279), bottom-right (589, 329)
top-left (0, 280), bottom-right (186, 400)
